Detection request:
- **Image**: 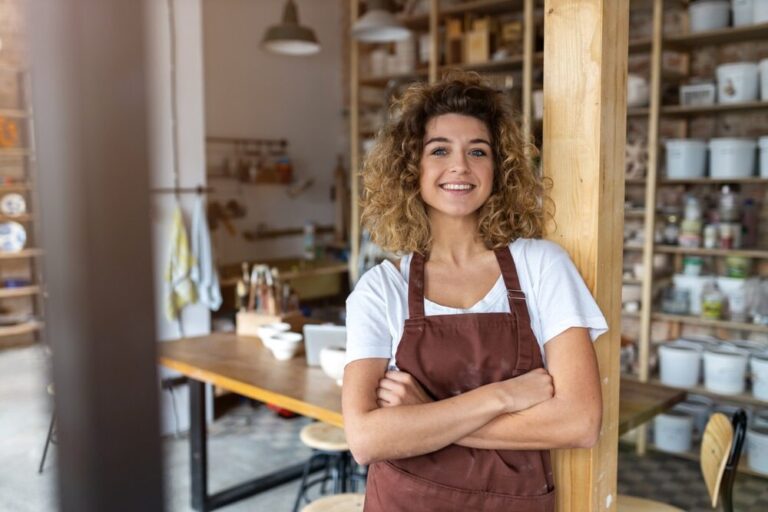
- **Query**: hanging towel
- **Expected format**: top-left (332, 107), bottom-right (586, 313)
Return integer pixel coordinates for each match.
top-left (165, 204), bottom-right (198, 321)
top-left (190, 196), bottom-right (222, 311)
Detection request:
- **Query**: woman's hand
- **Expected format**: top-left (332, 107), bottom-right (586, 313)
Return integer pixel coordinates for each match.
top-left (497, 368), bottom-right (554, 413)
top-left (376, 371), bottom-right (433, 407)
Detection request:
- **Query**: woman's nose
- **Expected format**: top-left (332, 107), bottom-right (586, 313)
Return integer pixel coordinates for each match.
top-left (448, 153), bottom-right (469, 173)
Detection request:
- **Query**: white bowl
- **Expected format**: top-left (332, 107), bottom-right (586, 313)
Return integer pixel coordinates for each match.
top-left (257, 322), bottom-right (291, 341)
top-left (320, 347), bottom-right (347, 386)
top-left (268, 331), bottom-right (303, 361)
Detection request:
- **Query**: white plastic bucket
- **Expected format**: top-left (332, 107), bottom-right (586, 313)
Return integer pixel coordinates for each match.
top-left (673, 274), bottom-right (708, 315)
top-left (760, 136), bottom-right (768, 178)
top-left (675, 395), bottom-right (713, 439)
top-left (755, 0), bottom-right (768, 22)
top-left (760, 59), bottom-right (768, 101)
top-left (709, 138), bottom-right (757, 178)
top-left (666, 139), bottom-right (707, 178)
top-left (704, 348), bottom-right (749, 394)
top-left (755, 409), bottom-right (768, 428)
top-left (747, 426), bottom-right (768, 474)
top-left (752, 353), bottom-right (768, 400)
top-left (717, 62), bottom-right (760, 104)
top-left (654, 410), bottom-right (694, 453)
top-left (733, 0), bottom-right (755, 25)
top-left (659, 342), bottom-right (702, 387)
top-left (690, 1), bottom-right (730, 32)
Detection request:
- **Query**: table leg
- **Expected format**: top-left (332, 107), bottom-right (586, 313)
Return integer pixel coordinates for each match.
top-left (190, 379), bottom-right (208, 511)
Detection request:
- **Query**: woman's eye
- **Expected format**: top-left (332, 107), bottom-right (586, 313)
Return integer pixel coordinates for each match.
top-left (431, 147), bottom-right (447, 156)
top-left (470, 149), bottom-right (487, 157)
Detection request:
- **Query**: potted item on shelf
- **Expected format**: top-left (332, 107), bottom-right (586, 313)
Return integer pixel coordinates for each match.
top-left (682, 256), bottom-right (704, 275)
top-left (703, 346), bottom-right (749, 395)
top-left (444, 16), bottom-right (463, 65)
top-left (760, 59), bottom-right (768, 101)
top-left (679, 81), bottom-right (717, 106)
top-left (716, 62), bottom-right (760, 104)
top-left (759, 136), bottom-right (768, 177)
top-left (688, 1), bottom-right (730, 33)
top-left (658, 339), bottom-right (702, 387)
top-left (654, 407), bottom-right (694, 453)
top-left (464, 16), bottom-right (493, 64)
top-left (627, 74), bottom-right (649, 107)
top-left (661, 287), bottom-right (691, 315)
top-left (665, 139), bottom-right (707, 179)
top-left (0, 193), bottom-right (26, 217)
top-left (755, 1), bottom-right (768, 23)
top-left (732, 0), bottom-right (754, 26)
top-left (709, 139), bottom-right (757, 178)
top-left (0, 220), bottom-right (26, 253)
top-left (673, 274), bottom-right (708, 315)
top-left (701, 278), bottom-right (726, 320)
top-left (717, 275), bottom-right (757, 322)
top-left (662, 214), bottom-right (681, 244)
top-left (679, 196), bottom-right (703, 248)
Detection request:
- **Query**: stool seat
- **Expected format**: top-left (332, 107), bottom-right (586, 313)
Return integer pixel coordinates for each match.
top-left (618, 494), bottom-right (685, 512)
top-left (300, 422), bottom-right (349, 452)
top-left (301, 493), bottom-right (365, 512)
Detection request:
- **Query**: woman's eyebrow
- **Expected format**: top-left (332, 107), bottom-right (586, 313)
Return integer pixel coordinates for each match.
top-left (424, 137), bottom-right (491, 146)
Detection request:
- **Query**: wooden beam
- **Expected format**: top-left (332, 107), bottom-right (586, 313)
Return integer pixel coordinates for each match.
top-left (349, 0), bottom-right (361, 283)
top-left (543, 1), bottom-right (628, 511)
top-left (429, 0), bottom-right (439, 83)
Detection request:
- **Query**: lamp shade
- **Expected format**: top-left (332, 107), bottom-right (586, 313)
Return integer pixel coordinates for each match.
top-left (262, 0), bottom-right (320, 56)
top-left (352, 0), bottom-right (411, 43)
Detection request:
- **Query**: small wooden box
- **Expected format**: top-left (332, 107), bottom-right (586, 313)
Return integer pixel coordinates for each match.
top-left (236, 310), bottom-right (310, 337)
top-left (464, 30), bottom-right (489, 64)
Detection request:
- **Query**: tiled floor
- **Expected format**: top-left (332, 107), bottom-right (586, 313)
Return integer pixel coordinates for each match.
top-left (1, 345), bottom-right (767, 511)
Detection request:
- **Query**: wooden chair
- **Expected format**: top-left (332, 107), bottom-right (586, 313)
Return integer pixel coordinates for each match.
top-left (301, 493), bottom-right (364, 512)
top-left (618, 410), bottom-right (748, 512)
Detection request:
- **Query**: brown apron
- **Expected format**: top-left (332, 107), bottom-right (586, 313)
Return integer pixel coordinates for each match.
top-left (364, 247), bottom-right (555, 512)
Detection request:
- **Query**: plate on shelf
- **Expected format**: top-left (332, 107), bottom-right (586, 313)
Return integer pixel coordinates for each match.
top-left (0, 193), bottom-right (26, 217)
top-left (0, 221), bottom-right (26, 252)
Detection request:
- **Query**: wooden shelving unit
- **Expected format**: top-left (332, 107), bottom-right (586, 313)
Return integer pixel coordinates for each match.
top-left (661, 100), bottom-right (768, 117)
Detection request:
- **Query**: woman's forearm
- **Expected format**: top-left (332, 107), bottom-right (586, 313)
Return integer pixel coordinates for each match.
top-left (344, 383), bottom-right (506, 465)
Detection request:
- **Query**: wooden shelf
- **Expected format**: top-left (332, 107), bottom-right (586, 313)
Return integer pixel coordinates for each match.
top-left (398, 0), bottom-right (530, 29)
top-left (624, 244), bottom-right (644, 252)
top-left (359, 69), bottom-right (428, 87)
top-left (660, 177), bottom-right (768, 185)
top-left (0, 108), bottom-right (28, 118)
top-left (0, 320), bottom-right (41, 338)
top-left (0, 148), bottom-right (31, 157)
top-left (628, 38), bottom-right (651, 53)
top-left (648, 377), bottom-right (766, 409)
top-left (665, 22), bottom-right (768, 48)
top-left (0, 248), bottom-right (43, 259)
top-left (627, 107), bottom-right (650, 117)
top-left (0, 213), bottom-right (32, 222)
top-left (0, 285), bottom-right (39, 298)
top-left (651, 312), bottom-right (768, 333)
top-left (0, 182), bottom-right (31, 192)
top-left (660, 101), bottom-right (768, 117)
top-left (655, 245), bottom-right (768, 259)
top-left (626, 178), bottom-right (647, 185)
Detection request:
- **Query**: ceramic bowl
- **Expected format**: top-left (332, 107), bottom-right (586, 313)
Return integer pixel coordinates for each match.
top-left (267, 331), bottom-right (303, 361)
top-left (320, 347), bottom-right (347, 386)
top-left (256, 322), bottom-right (291, 342)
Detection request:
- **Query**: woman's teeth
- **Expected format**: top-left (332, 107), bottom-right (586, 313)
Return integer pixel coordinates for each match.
top-left (440, 184), bottom-right (474, 191)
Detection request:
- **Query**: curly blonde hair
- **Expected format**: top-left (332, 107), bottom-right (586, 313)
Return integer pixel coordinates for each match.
top-left (360, 71), bottom-right (549, 255)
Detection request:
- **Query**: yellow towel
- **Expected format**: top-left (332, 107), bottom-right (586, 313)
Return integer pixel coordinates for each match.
top-left (165, 204), bottom-right (198, 321)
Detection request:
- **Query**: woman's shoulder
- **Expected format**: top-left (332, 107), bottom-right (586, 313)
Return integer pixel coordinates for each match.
top-left (509, 238), bottom-right (570, 268)
top-left (351, 258), bottom-right (408, 295)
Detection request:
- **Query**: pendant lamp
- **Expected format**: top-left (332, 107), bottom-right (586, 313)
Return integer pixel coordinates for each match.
top-left (262, 0), bottom-right (320, 56)
top-left (352, 0), bottom-right (411, 43)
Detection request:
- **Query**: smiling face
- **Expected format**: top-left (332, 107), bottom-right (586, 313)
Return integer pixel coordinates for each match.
top-left (419, 113), bottom-right (494, 222)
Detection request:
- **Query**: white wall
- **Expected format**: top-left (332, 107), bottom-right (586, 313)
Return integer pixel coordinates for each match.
top-left (145, 0), bottom-right (211, 434)
top-left (202, 0), bottom-right (346, 264)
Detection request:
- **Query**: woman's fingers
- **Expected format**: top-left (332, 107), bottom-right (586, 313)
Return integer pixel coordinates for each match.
top-left (376, 387), bottom-right (400, 405)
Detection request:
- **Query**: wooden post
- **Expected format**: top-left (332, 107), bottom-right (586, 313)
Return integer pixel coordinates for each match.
top-left (543, 1), bottom-right (628, 511)
top-left (349, 0), bottom-right (361, 284)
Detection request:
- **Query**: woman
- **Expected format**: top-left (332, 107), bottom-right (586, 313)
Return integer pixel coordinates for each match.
top-left (342, 72), bottom-right (607, 512)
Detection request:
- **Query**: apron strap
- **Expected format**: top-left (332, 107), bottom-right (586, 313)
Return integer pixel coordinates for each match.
top-left (494, 246), bottom-right (535, 373)
top-left (408, 251), bottom-right (426, 319)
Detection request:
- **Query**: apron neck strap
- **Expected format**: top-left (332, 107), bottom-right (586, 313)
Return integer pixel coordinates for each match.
top-left (408, 251), bottom-right (427, 319)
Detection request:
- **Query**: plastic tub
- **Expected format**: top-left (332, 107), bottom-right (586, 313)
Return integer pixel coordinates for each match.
top-left (709, 138), bottom-right (757, 178)
top-left (659, 342), bottom-right (702, 387)
top-left (654, 410), bottom-right (694, 453)
top-left (704, 348), bottom-right (749, 394)
top-left (675, 395), bottom-right (713, 439)
top-left (732, 0), bottom-right (754, 25)
top-left (760, 136), bottom-right (768, 178)
top-left (666, 139), bottom-right (707, 178)
top-left (755, 0), bottom-right (768, 23)
top-left (752, 353), bottom-right (768, 400)
top-left (717, 62), bottom-right (760, 104)
top-left (689, 1), bottom-right (730, 32)
top-left (673, 274), bottom-right (708, 315)
top-left (760, 59), bottom-right (768, 101)
top-left (747, 425), bottom-right (768, 474)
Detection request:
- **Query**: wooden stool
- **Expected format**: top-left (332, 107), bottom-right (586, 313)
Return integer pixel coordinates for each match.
top-left (301, 493), bottom-right (365, 512)
top-left (293, 423), bottom-right (364, 512)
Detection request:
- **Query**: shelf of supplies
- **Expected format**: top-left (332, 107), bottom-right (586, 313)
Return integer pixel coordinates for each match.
top-left (0, 108), bottom-right (28, 118)
top-left (628, 38), bottom-right (651, 53)
top-left (398, 0), bottom-right (530, 29)
top-left (626, 178), bottom-right (647, 185)
top-left (648, 377), bottom-right (767, 408)
top-left (655, 245), bottom-right (768, 259)
top-left (0, 320), bottom-right (41, 338)
top-left (627, 107), bottom-right (650, 117)
top-left (660, 177), bottom-right (768, 185)
top-left (625, 208), bottom-right (652, 218)
top-left (660, 101), bottom-right (768, 117)
top-left (624, 244), bottom-right (644, 251)
top-left (651, 312), bottom-right (768, 333)
top-left (359, 69), bottom-right (429, 87)
top-left (622, 310), bottom-right (641, 319)
top-left (443, 52), bottom-right (543, 74)
top-left (664, 22), bottom-right (768, 48)
top-left (0, 285), bottom-right (40, 299)
top-left (0, 248), bottom-right (43, 259)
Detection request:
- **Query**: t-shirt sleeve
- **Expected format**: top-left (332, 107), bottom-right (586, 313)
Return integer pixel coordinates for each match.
top-left (535, 243), bottom-right (609, 344)
top-left (345, 268), bottom-right (393, 365)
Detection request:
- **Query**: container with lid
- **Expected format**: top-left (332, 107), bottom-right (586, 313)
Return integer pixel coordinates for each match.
top-left (666, 139), bottom-right (707, 179)
top-left (747, 425), bottom-right (768, 474)
top-left (751, 353), bottom-right (768, 400)
top-left (703, 347), bottom-right (749, 394)
top-left (659, 341), bottom-right (702, 387)
top-left (654, 409), bottom-right (694, 453)
top-left (760, 136), bottom-right (768, 178)
top-left (760, 59), bottom-right (768, 101)
top-left (716, 62), bottom-right (760, 104)
top-left (755, 1), bottom-right (768, 23)
top-left (732, 0), bottom-right (754, 25)
top-left (709, 138), bottom-right (757, 178)
top-left (689, 1), bottom-right (730, 32)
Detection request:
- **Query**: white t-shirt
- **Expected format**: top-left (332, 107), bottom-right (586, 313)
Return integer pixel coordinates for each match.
top-left (345, 238), bottom-right (609, 368)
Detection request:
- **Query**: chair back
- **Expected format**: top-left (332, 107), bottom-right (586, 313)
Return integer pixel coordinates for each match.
top-left (700, 410), bottom-right (747, 510)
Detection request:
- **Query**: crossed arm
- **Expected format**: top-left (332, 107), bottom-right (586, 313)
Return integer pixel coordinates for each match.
top-left (341, 327), bottom-right (602, 465)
